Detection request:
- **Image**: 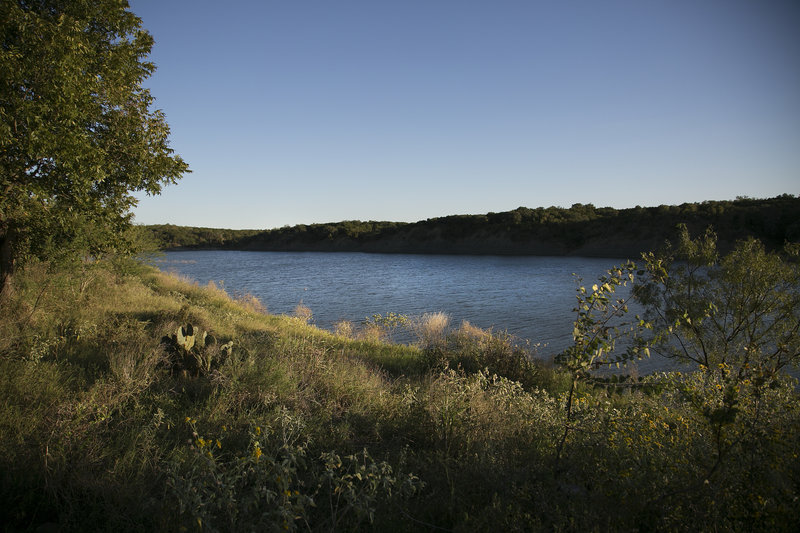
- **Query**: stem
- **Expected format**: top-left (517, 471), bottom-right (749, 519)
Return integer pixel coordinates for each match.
top-left (555, 376), bottom-right (577, 464)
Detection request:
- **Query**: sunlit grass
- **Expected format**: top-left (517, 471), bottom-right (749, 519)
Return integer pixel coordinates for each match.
top-left (0, 257), bottom-right (797, 531)
top-left (412, 311), bottom-right (450, 349)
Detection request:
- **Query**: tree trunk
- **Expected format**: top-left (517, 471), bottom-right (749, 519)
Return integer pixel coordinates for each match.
top-left (0, 224), bottom-right (15, 300)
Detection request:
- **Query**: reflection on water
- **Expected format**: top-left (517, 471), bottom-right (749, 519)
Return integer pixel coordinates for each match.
top-left (156, 250), bottom-right (674, 373)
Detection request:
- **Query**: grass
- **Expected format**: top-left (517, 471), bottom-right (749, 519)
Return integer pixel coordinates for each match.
top-left (1, 257), bottom-right (798, 531)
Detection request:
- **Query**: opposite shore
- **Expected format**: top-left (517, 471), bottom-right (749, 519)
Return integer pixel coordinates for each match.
top-left (144, 195), bottom-right (800, 257)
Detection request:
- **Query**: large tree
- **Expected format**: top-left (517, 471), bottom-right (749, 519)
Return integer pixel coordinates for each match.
top-left (0, 0), bottom-right (188, 295)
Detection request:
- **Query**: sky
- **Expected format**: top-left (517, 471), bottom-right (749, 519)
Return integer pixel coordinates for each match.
top-left (129, 0), bottom-right (800, 230)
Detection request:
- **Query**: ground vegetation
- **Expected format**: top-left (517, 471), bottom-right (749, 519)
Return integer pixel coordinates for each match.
top-left (1, 230), bottom-right (798, 531)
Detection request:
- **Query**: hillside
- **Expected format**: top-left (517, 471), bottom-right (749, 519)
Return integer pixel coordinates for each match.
top-left (145, 194), bottom-right (800, 256)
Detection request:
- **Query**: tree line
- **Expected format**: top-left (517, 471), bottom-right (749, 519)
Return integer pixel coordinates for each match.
top-left (145, 194), bottom-right (800, 256)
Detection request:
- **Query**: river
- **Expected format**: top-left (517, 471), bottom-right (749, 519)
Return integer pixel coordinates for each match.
top-left (158, 250), bottom-right (649, 356)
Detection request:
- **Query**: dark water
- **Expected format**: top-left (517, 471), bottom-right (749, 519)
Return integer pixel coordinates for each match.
top-left (156, 250), bottom-right (634, 359)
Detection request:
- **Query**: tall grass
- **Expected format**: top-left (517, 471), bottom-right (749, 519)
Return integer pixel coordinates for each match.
top-left (412, 311), bottom-right (450, 350)
top-left (292, 302), bottom-right (313, 323)
top-left (0, 257), bottom-right (797, 531)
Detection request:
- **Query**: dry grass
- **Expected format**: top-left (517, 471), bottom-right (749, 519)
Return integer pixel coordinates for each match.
top-left (453, 320), bottom-right (491, 346)
top-left (205, 279), bottom-right (228, 296)
top-left (332, 320), bottom-right (354, 338)
top-left (292, 302), bottom-right (313, 323)
top-left (105, 317), bottom-right (168, 393)
top-left (413, 311), bottom-right (451, 349)
top-left (357, 323), bottom-right (388, 342)
top-left (234, 292), bottom-right (267, 314)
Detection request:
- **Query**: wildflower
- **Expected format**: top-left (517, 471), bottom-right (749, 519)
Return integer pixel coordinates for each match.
top-left (253, 446), bottom-right (262, 460)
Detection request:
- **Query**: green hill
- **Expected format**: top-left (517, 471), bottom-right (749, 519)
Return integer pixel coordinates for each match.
top-left (145, 194), bottom-right (800, 257)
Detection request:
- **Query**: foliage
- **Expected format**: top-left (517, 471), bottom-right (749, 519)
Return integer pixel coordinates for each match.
top-left (554, 261), bottom-right (652, 460)
top-left (144, 224), bottom-right (261, 250)
top-left (656, 366), bottom-right (800, 529)
top-left (318, 449), bottom-right (421, 529)
top-left (0, 0), bottom-right (188, 294)
top-left (425, 323), bottom-right (550, 390)
top-left (362, 312), bottom-right (409, 342)
top-left (166, 417), bottom-right (421, 532)
top-left (555, 230), bottom-right (800, 516)
top-left (145, 195), bottom-right (800, 257)
top-left (556, 261), bottom-right (651, 377)
top-left (635, 224), bottom-right (800, 379)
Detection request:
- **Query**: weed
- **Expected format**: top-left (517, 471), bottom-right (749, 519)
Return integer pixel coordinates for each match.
top-left (332, 320), bottom-right (354, 339)
top-left (293, 302), bottom-right (313, 324)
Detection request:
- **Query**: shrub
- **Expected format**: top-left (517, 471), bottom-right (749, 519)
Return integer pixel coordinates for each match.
top-left (421, 322), bottom-right (546, 389)
top-left (361, 312), bottom-right (409, 343)
top-left (635, 226), bottom-right (800, 378)
top-left (165, 416), bottom-right (422, 531)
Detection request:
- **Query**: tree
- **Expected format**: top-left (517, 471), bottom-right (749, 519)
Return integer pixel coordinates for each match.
top-left (554, 261), bottom-right (651, 461)
top-left (634, 224), bottom-right (800, 380)
top-left (557, 227), bottom-right (800, 506)
top-left (0, 0), bottom-right (188, 296)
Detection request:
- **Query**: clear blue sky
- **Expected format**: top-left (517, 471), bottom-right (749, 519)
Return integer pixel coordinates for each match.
top-left (130, 0), bottom-right (800, 230)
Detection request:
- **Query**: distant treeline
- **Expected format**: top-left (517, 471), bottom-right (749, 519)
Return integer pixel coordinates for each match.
top-left (145, 226), bottom-right (262, 249)
top-left (144, 194), bottom-right (800, 257)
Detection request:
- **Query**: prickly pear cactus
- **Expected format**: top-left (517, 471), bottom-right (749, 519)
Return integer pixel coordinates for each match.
top-left (220, 341), bottom-right (234, 358)
top-left (175, 324), bottom-right (196, 352)
top-left (161, 323), bottom-right (234, 378)
top-left (195, 330), bottom-right (208, 350)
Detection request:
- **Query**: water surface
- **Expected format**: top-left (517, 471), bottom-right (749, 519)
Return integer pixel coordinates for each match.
top-left (157, 251), bottom-right (633, 358)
